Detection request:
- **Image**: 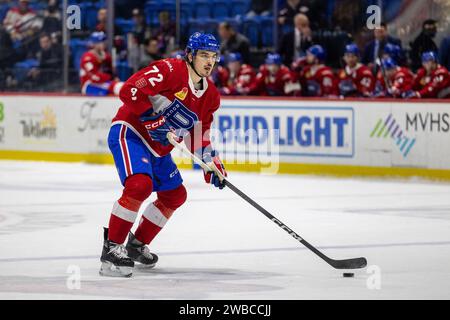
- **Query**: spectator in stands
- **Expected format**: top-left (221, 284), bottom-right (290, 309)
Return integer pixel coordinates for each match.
top-left (115, 0), bottom-right (144, 19)
top-left (218, 52), bottom-right (257, 96)
top-left (248, 53), bottom-right (301, 96)
top-left (41, 0), bottom-right (61, 39)
top-left (218, 22), bottom-right (251, 65)
top-left (139, 37), bottom-right (162, 69)
top-left (277, 0), bottom-right (326, 32)
top-left (131, 8), bottom-right (151, 46)
top-left (95, 8), bottom-right (107, 33)
top-left (337, 43), bottom-right (375, 97)
top-left (246, 0), bottom-right (272, 18)
top-left (79, 31), bottom-right (123, 96)
top-left (362, 23), bottom-right (402, 72)
top-left (439, 36), bottom-right (450, 71)
top-left (331, 0), bottom-right (365, 34)
top-left (3, 0), bottom-right (42, 41)
top-left (0, 25), bottom-right (15, 68)
top-left (298, 45), bottom-right (339, 97)
top-left (27, 32), bottom-right (62, 84)
top-left (278, 13), bottom-right (313, 67)
top-left (0, 25), bottom-right (15, 88)
top-left (407, 51), bottom-right (450, 99)
top-left (153, 11), bottom-right (175, 56)
top-left (95, 7), bottom-right (122, 36)
top-left (410, 19), bottom-right (439, 72)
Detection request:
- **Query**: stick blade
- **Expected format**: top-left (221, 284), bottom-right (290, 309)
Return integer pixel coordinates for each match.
top-left (329, 257), bottom-right (367, 270)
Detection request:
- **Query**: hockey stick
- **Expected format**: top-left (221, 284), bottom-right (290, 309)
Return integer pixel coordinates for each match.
top-left (376, 58), bottom-right (394, 95)
top-left (167, 133), bottom-right (367, 270)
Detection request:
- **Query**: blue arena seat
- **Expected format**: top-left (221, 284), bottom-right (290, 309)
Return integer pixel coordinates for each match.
top-left (116, 61), bottom-right (132, 81)
top-left (194, 0), bottom-right (211, 19)
top-left (212, 1), bottom-right (229, 19)
top-left (69, 39), bottom-right (88, 71)
top-left (230, 0), bottom-right (249, 17)
top-left (115, 18), bottom-right (135, 35)
top-left (80, 2), bottom-right (101, 30)
top-left (243, 17), bottom-right (260, 47)
top-left (260, 16), bottom-right (274, 47)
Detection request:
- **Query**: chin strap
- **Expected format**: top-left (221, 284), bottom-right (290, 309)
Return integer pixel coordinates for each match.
top-left (186, 55), bottom-right (204, 79)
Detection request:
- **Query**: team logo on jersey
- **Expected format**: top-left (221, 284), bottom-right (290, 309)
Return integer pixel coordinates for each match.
top-left (174, 87), bottom-right (188, 101)
top-left (135, 77), bottom-right (147, 89)
top-left (163, 99), bottom-right (198, 132)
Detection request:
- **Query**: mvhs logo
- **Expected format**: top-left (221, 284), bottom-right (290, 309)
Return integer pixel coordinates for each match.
top-left (370, 114), bottom-right (416, 158)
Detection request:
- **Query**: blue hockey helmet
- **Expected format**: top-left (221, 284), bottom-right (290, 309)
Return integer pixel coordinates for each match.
top-left (186, 32), bottom-right (220, 60)
top-left (265, 53), bottom-right (282, 65)
top-left (382, 57), bottom-right (398, 70)
top-left (227, 52), bottom-right (242, 63)
top-left (307, 45), bottom-right (326, 62)
top-left (421, 51), bottom-right (438, 63)
top-left (344, 43), bottom-right (360, 56)
top-left (89, 31), bottom-right (107, 44)
top-left (384, 43), bottom-right (402, 60)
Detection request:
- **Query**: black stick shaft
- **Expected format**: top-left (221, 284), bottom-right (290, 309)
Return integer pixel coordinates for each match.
top-left (224, 179), bottom-right (351, 268)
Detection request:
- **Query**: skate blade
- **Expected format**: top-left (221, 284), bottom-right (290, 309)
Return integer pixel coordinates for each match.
top-left (99, 261), bottom-right (133, 277)
top-left (135, 263), bottom-right (156, 271)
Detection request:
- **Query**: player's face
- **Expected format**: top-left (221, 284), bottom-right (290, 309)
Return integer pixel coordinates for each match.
top-left (94, 41), bottom-right (105, 52)
top-left (386, 68), bottom-right (396, 78)
top-left (344, 53), bottom-right (358, 67)
top-left (306, 53), bottom-right (316, 65)
top-left (228, 61), bottom-right (241, 73)
top-left (423, 61), bottom-right (436, 73)
top-left (193, 50), bottom-right (218, 77)
top-left (267, 64), bottom-right (279, 74)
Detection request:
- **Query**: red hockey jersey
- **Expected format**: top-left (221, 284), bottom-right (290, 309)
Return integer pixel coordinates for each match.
top-left (79, 50), bottom-right (114, 87)
top-left (338, 63), bottom-right (375, 97)
top-left (249, 65), bottom-right (300, 96)
top-left (413, 66), bottom-right (450, 98)
top-left (376, 67), bottom-right (414, 97)
top-left (220, 64), bottom-right (256, 95)
top-left (113, 58), bottom-right (221, 157)
top-left (299, 64), bottom-right (339, 97)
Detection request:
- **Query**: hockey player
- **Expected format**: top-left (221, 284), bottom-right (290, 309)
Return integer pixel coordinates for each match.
top-left (100, 32), bottom-right (227, 277)
top-left (338, 44), bottom-right (375, 97)
top-left (375, 57), bottom-right (414, 98)
top-left (248, 53), bottom-right (301, 96)
top-left (79, 31), bottom-right (123, 96)
top-left (406, 51), bottom-right (450, 99)
top-left (219, 53), bottom-right (256, 95)
top-left (298, 45), bottom-right (339, 97)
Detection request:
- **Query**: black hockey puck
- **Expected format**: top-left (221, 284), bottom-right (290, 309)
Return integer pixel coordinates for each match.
top-left (343, 273), bottom-right (354, 278)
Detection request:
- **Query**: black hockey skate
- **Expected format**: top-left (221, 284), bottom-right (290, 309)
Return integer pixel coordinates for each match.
top-left (125, 232), bottom-right (158, 269)
top-left (99, 227), bottom-right (134, 277)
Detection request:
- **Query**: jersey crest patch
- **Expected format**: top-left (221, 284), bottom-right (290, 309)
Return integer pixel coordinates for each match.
top-left (135, 78), bottom-right (147, 89)
top-left (174, 87), bottom-right (188, 101)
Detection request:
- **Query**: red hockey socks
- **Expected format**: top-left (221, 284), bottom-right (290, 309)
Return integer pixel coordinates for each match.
top-left (134, 184), bottom-right (187, 245)
top-left (108, 174), bottom-right (153, 244)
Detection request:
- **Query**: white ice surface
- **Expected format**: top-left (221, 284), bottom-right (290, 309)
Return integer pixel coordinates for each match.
top-left (0, 160), bottom-right (449, 300)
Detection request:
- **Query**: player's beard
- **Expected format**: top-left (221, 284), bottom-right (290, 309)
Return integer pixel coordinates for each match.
top-left (201, 63), bottom-right (213, 77)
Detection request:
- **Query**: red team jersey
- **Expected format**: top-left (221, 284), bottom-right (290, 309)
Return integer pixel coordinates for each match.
top-left (219, 64), bottom-right (256, 95)
top-left (249, 65), bottom-right (300, 96)
top-left (113, 58), bottom-right (220, 157)
top-left (413, 66), bottom-right (450, 99)
top-left (79, 51), bottom-right (114, 88)
top-left (338, 63), bottom-right (375, 97)
top-left (299, 64), bottom-right (339, 97)
top-left (377, 67), bottom-right (414, 97)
